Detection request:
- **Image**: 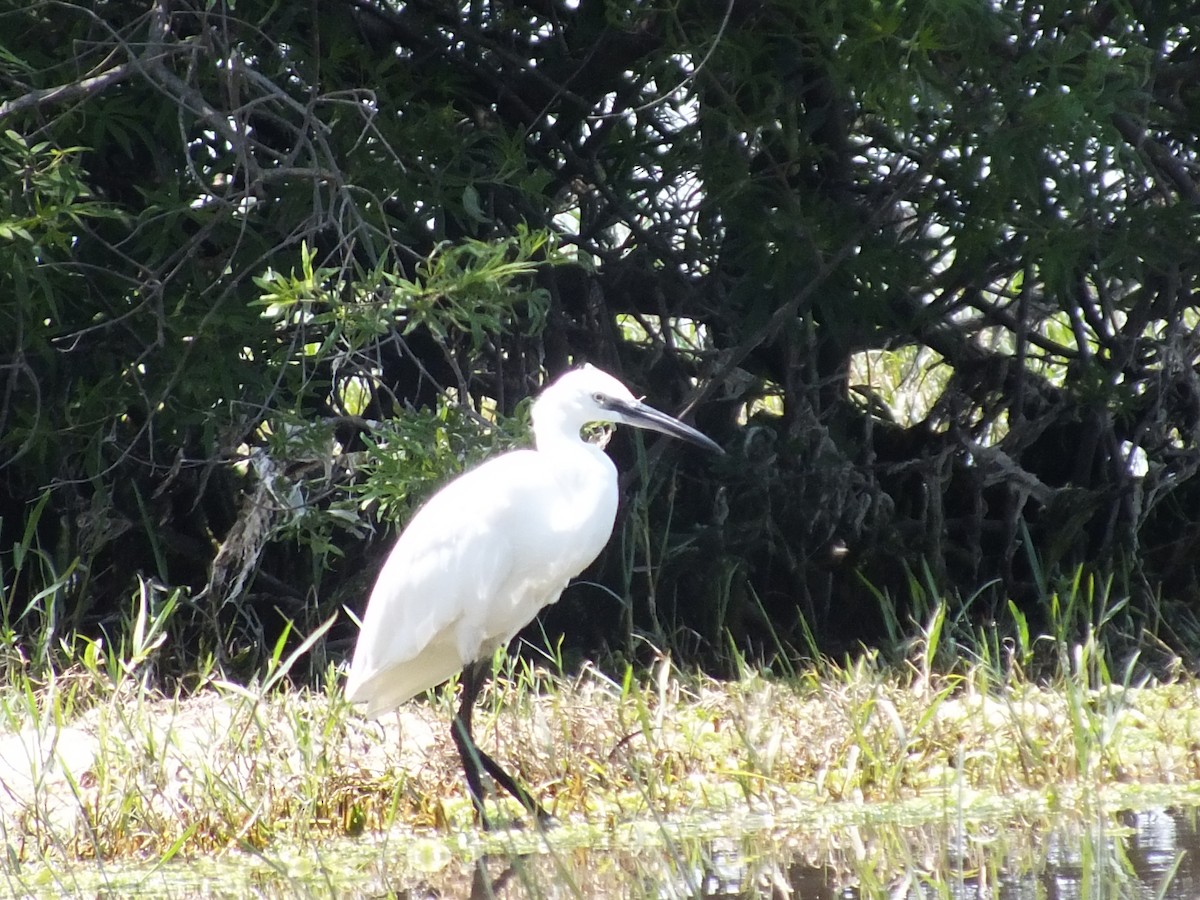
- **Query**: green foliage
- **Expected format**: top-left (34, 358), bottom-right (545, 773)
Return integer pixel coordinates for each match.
top-left (254, 226), bottom-right (556, 359)
top-left (0, 131), bottom-right (119, 471)
top-left (0, 490), bottom-right (78, 676)
top-left (0, 130), bottom-right (112, 246)
top-left (0, 0), bottom-right (1198, 681)
top-left (385, 225), bottom-right (555, 345)
top-left (354, 404), bottom-right (524, 524)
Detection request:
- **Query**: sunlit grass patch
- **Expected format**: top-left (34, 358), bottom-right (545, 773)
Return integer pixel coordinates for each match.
top-left (1, 603), bottom-right (1199, 879)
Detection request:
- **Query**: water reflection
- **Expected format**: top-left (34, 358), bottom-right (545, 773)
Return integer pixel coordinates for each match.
top-left (15, 804), bottom-right (1200, 897)
top-left (400, 806), bottom-right (1200, 899)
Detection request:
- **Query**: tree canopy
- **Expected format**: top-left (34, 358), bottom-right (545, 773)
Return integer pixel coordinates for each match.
top-left (2, 0), bottom-right (1198, 677)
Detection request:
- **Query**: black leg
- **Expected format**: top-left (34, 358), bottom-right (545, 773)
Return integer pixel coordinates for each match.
top-left (451, 660), bottom-right (492, 828)
top-left (451, 658), bottom-right (551, 828)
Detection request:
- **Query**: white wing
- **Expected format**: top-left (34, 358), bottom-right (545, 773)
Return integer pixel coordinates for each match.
top-left (344, 446), bottom-right (617, 717)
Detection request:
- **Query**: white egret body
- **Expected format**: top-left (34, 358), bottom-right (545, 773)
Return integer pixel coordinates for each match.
top-left (344, 364), bottom-right (721, 826)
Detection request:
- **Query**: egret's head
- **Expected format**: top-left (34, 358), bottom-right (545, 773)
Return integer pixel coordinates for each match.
top-left (533, 364), bottom-right (723, 453)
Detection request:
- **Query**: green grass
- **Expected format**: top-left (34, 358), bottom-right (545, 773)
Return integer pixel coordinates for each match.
top-left (3, 653), bottom-right (1199, 896)
top-left (2, 567), bottom-right (1200, 895)
top-left (1, 621), bottom-right (1199, 863)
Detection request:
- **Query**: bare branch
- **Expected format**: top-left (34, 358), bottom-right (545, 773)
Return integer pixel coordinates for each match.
top-left (1113, 111), bottom-right (1200, 206)
top-left (0, 63), bottom-right (136, 124)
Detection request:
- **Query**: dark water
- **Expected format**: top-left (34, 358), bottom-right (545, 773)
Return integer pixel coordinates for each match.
top-left (12, 805), bottom-right (1200, 897)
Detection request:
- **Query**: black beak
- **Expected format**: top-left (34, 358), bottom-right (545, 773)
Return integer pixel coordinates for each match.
top-left (610, 398), bottom-right (724, 454)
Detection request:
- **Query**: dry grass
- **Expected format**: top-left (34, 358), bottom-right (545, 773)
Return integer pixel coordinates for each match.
top-left (2, 648), bottom-right (1199, 869)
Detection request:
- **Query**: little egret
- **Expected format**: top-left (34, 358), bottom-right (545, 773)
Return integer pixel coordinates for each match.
top-left (344, 364), bottom-right (722, 827)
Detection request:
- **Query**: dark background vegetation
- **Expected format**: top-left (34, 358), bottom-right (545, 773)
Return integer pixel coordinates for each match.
top-left (2, 0), bottom-right (1198, 681)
